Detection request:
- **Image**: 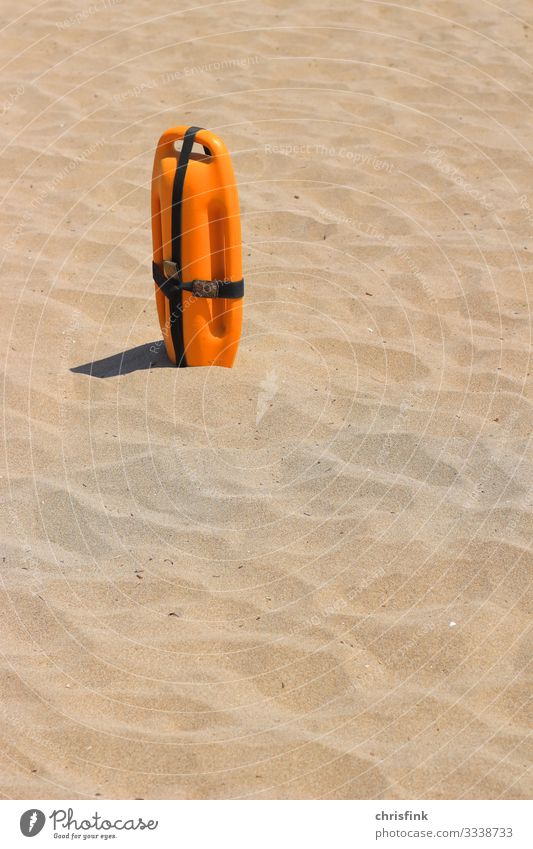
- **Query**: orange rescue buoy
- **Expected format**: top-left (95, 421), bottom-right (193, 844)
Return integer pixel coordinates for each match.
top-left (151, 125), bottom-right (244, 367)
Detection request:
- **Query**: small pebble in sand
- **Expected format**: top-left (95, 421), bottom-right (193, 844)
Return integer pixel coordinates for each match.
top-left (449, 621), bottom-right (457, 628)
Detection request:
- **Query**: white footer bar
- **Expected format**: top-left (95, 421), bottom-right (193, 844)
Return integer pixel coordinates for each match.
top-left (3, 799), bottom-right (530, 848)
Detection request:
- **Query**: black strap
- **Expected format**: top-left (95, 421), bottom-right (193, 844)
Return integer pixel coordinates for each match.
top-left (153, 262), bottom-right (244, 299)
top-left (169, 126), bottom-right (203, 366)
top-left (171, 126), bottom-right (203, 273)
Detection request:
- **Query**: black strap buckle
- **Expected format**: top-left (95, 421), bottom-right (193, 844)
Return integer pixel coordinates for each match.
top-left (192, 279), bottom-right (219, 297)
top-left (163, 260), bottom-right (179, 279)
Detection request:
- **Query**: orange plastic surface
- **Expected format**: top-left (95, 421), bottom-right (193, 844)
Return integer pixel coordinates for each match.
top-left (151, 126), bottom-right (243, 367)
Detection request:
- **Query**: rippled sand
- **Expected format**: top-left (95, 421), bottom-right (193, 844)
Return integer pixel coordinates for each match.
top-left (1, 0), bottom-right (531, 799)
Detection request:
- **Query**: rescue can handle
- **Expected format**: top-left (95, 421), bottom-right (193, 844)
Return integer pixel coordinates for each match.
top-left (157, 126), bottom-right (228, 160)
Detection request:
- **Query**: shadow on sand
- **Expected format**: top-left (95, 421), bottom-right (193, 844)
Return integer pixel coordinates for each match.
top-left (71, 342), bottom-right (173, 378)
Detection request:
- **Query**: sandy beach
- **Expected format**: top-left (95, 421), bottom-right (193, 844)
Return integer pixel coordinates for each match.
top-left (0, 0), bottom-right (531, 799)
